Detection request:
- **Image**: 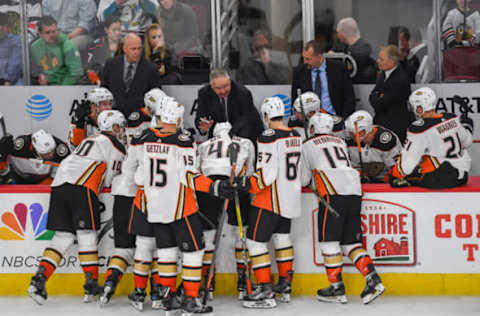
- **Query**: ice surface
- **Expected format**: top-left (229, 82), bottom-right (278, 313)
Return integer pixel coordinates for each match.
top-left (0, 296), bottom-right (478, 316)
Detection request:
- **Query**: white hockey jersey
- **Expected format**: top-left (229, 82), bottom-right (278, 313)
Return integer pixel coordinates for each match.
top-left (132, 128), bottom-right (213, 224)
top-left (52, 132), bottom-right (126, 196)
top-left (197, 135), bottom-right (255, 177)
top-left (301, 134), bottom-right (361, 196)
top-left (442, 8), bottom-right (480, 45)
top-left (249, 128), bottom-right (302, 219)
top-left (346, 126), bottom-right (402, 181)
top-left (392, 113), bottom-right (472, 179)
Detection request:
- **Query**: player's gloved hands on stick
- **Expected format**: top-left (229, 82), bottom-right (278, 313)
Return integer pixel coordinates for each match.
top-left (0, 134), bottom-right (13, 161)
top-left (233, 176), bottom-right (251, 192)
top-left (209, 179), bottom-right (235, 199)
top-left (71, 102), bottom-right (91, 128)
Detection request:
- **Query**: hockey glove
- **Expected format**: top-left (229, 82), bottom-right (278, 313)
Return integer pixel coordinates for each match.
top-left (389, 177), bottom-right (411, 188)
top-left (0, 135), bottom-right (13, 161)
top-left (71, 101), bottom-right (91, 128)
top-left (209, 179), bottom-right (235, 199)
top-left (233, 176), bottom-right (251, 192)
top-left (460, 114), bottom-right (474, 135)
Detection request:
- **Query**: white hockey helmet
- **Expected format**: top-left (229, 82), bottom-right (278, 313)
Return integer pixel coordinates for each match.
top-left (156, 97), bottom-right (184, 125)
top-left (32, 129), bottom-right (55, 155)
top-left (97, 110), bottom-right (127, 132)
top-left (144, 88), bottom-right (167, 115)
top-left (409, 87), bottom-right (436, 118)
top-left (308, 112), bottom-right (334, 136)
top-left (261, 97), bottom-right (284, 121)
top-left (87, 87), bottom-right (113, 106)
top-left (213, 122), bottom-right (232, 137)
top-left (345, 110), bottom-right (373, 138)
top-left (294, 92), bottom-right (321, 114)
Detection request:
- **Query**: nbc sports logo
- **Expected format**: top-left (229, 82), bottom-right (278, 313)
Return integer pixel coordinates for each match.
top-left (0, 202), bottom-right (54, 240)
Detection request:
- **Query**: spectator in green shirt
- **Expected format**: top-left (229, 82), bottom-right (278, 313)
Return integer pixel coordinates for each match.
top-left (30, 16), bottom-right (83, 85)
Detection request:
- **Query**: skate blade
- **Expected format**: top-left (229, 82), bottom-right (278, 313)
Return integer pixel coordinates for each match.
top-left (130, 300), bottom-right (144, 311)
top-left (362, 284), bottom-right (385, 305)
top-left (238, 290), bottom-right (247, 301)
top-left (99, 286), bottom-right (113, 306)
top-left (276, 293), bottom-right (291, 303)
top-left (181, 311), bottom-right (213, 316)
top-left (83, 294), bottom-right (99, 303)
top-left (243, 298), bottom-right (277, 309)
top-left (165, 309), bottom-right (182, 316)
top-left (27, 287), bottom-right (45, 305)
top-left (317, 295), bottom-right (348, 304)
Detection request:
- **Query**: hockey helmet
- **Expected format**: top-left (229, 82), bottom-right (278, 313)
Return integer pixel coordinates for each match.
top-left (87, 87), bottom-right (113, 106)
top-left (156, 97), bottom-right (184, 125)
top-left (98, 110), bottom-right (126, 132)
top-left (409, 87), bottom-right (436, 118)
top-left (144, 88), bottom-right (167, 115)
top-left (345, 110), bottom-right (373, 139)
top-left (294, 91), bottom-right (321, 115)
top-left (261, 97), bottom-right (284, 121)
top-left (32, 129), bottom-right (55, 155)
top-left (308, 112), bottom-right (334, 137)
top-left (213, 122), bottom-right (232, 137)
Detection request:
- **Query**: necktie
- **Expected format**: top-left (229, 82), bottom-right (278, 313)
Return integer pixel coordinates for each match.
top-left (125, 64), bottom-right (134, 91)
top-left (314, 69), bottom-right (322, 98)
top-left (221, 97), bottom-right (228, 122)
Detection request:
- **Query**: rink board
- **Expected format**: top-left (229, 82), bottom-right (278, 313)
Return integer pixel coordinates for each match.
top-left (0, 183), bottom-right (479, 295)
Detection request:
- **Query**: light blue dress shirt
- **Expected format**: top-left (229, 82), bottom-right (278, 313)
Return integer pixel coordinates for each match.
top-left (311, 61), bottom-right (336, 114)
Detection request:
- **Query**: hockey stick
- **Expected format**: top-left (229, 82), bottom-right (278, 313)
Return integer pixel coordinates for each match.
top-left (202, 142), bottom-right (240, 306)
top-left (353, 121), bottom-right (367, 181)
top-left (297, 89), bottom-right (340, 218)
top-left (0, 112), bottom-right (7, 138)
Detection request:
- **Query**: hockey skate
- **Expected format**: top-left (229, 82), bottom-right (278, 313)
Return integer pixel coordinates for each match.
top-left (237, 268), bottom-right (247, 300)
top-left (361, 273), bottom-right (385, 304)
top-left (28, 273), bottom-right (47, 305)
top-left (83, 273), bottom-right (103, 303)
top-left (317, 282), bottom-right (348, 304)
top-left (242, 283), bottom-right (277, 309)
top-left (272, 270), bottom-right (293, 303)
top-left (181, 295), bottom-right (213, 316)
top-left (161, 291), bottom-right (183, 316)
top-left (99, 269), bottom-right (121, 306)
top-left (150, 279), bottom-right (171, 310)
top-left (128, 288), bottom-right (146, 311)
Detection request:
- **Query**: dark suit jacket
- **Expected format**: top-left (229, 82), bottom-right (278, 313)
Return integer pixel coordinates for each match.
top-left (291, 59), bottom-right (356, 118)
top-left (101, 55), bottom-right (162, 117)
top-left (369, 66), bottom-right (412, 143)
top-left (195, 80), bottom-right (263, 143)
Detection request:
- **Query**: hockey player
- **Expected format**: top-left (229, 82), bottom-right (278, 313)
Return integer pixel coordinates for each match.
top-left (69, 87), bottom-right (113, 149)
top-left (301, 112), bottom-right (385, 305)
top-left (288, 91), bottom-right (345, 140)
top-left (389, 87), bottom-right (473, 188)
top-left (131, 98), bottom-right (234, 315)
top-left (344, 110), bottom-right (402, 183)
top-left (0, 129), bottom-right (70, 184)
top-left (100, 90), bottom-right (166, 308)
top-left (28, 110), bottom-right (127, 305)
top-left (196, 122), bottom-right (255, 300)
top-left (234, 97), bottom-right (302, 308)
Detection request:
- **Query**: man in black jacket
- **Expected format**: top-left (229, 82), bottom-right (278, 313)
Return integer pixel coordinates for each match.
top-left (101, 32), bottom-right (162, 117)
top-left (195, 69), bottom-right (263, 144)
top-left (369, 45), bottom-right (412, 143)
top-left (291, 40), bottom-right (356, 119)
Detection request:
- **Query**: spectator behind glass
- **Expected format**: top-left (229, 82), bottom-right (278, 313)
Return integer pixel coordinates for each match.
top-left (398, 27), bottom-right (427, 83)
top-left (144, 23), bottom-right (181, 85)
top-left (42, 0), bottom-right (97, 51)
top-left (236, 30), bottom-right (289, 84)
top-left (30, 16), bottom-right (83, 85)
top-left (157, 0), bottom-right (200, 54)
top-left (442, 0), bottom-right (480, 48)
top-left (85, 16), bottom-right (122, 85)
top-left (331, 17), bottom-right (376, 84)
top-left (103, 0), bottom-right (157, 35)
top-left (369, 45), bottom-right (412, 143)
top-left (0, 12), bottom-right (22, 85)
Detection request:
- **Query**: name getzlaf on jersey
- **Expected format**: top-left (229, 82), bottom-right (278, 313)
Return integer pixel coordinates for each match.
top-left (250, 129), bottom-right (302, 218)
top-left (197, 135), bottom-right (255, 177)
top-left (394, 113), bottom-right (472, 179)
top-left (301, 134), bottom-right (362, 196)
top-left (52, 132), bottom-right (126, 196)
top-left (132, 129), bottom-right (212, 224)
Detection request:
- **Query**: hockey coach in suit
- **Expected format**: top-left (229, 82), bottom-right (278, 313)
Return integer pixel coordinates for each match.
top-left (291, 40), bottom-right (356, 119)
